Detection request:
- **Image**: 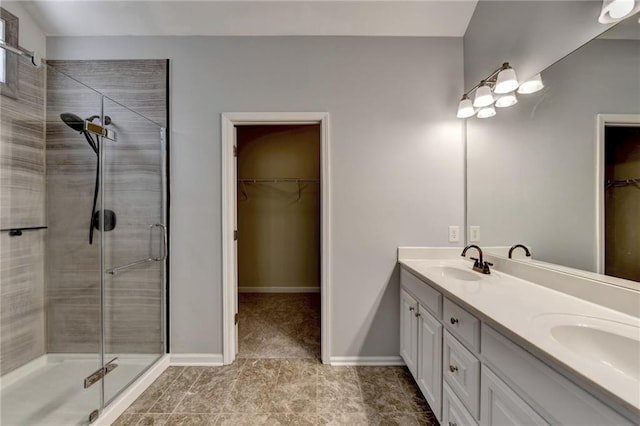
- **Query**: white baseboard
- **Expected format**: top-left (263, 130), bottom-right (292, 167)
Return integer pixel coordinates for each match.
top-left (330, 356), bottom-right (405, 366)
top-left (95, 354), bottom-right (170, 425)
top-left (170, 353), bottom-right (224, 366)
top-left (238, 286), bottom-right (320, 293)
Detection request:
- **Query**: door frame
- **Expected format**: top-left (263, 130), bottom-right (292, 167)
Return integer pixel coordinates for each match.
top-left (221, 112), bottom-right (331, 364)
top-left (595, 114), bottom-right (640, 273)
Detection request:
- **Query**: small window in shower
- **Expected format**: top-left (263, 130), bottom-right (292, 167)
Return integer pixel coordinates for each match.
top-left (0, 19), bottom-right (6, 83)
top-left (0, 7), bottom-right (19, 99)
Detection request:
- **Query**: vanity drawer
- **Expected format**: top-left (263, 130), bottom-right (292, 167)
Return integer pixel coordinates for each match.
top-left (443, 298), bottom-right (480, 351)
top-left (443, 382), bottom-right (478, 426)
top-left (401, 267), bottom-right (442, 317)
top-left (444, 330), bottom-right (480, 419)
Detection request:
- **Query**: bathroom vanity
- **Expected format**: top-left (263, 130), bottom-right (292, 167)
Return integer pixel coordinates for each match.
top-left (398, 248), bottom-right (639, 426)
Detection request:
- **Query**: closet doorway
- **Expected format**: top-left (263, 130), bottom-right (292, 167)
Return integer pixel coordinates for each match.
top-left (237, 124), bottom-right (320, 359)
top-left (221, 113), bottom-right (331, 365)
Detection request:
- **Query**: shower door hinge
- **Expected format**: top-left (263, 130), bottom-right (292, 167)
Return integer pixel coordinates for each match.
top-left (235, 313), bottom-right (238, 325)
top-left (85, 120), bottom-right (117, 141)
top-left (234, 230), bottom-right (238, 241)
top-left (88, 409), bottom-right (99, 423)
top-left (84, 357), bottom-right (119, 389)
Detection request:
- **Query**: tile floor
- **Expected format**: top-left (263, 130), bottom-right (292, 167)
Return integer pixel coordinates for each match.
top-left (113, 294), bottom-right (437, 425)
top-left (113, 360), bottom-right (437, 425)
top-left (237, 293), bottom-right (321, 359)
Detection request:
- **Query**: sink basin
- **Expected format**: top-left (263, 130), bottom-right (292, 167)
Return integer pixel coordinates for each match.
top-left (426, 266), bottom-right (481, 281)
top-left (534, 314), bottom-right (640, 380)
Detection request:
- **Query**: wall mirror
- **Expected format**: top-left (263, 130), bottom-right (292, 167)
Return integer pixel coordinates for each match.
top-left (466, 12), bottom-right (640, 289)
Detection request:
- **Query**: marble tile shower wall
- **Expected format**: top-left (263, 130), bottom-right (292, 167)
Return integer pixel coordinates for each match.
top-left (0, 55), bottom-right (46, 375)
top-left (45, 60), bottom-right (167, 355)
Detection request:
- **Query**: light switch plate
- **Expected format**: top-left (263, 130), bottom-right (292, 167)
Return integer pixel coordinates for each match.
top-left (469, 226), bottom-right (480, 242)
top-left (448, 226), bottom-right (460, 243)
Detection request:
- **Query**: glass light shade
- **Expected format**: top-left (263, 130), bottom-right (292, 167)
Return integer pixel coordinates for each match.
top-left (517, 74), bottom-right (544, 94)
top-left (494, 68), bottom-right (519, 94)
top-left (456, 97), bottom-right (476, 118)
top-left (473, 84), bottom-right (494, 107)
top-left (598, 0), bottom-right (638, 23)
top-left (477, 106), bottom-right (496, 119)
top-left (495, 92), bottom-right (518, 108)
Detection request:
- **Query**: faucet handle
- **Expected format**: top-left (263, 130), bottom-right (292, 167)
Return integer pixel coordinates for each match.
top-left (470, 257), bottom-right (481, 266)
top-left (482, 261), bottom-right (493, 274)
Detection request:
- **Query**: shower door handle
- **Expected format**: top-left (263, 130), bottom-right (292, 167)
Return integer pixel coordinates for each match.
top-left (151, 223), bottom-right (167, 262)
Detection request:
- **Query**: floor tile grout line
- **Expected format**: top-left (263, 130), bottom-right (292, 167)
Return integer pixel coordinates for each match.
top-left (167, 368), bottom-right (206, 417)
top-left (134, 366), bottom-right (187, 417)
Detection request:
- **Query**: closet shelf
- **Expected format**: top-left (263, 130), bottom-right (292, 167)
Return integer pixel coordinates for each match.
top-left (605, 178), bottom-right (640, 189)
top-left (237, 178), bottom-right (319, 183)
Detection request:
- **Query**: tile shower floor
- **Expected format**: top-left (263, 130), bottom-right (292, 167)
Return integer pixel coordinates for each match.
top-left (114, 294), bottom-right (437, 425)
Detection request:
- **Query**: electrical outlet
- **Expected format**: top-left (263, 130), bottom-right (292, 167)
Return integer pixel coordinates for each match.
top-left (469, 226), bottom-right (480, 242)
top-left (448, 226), bottom-right (460, 243)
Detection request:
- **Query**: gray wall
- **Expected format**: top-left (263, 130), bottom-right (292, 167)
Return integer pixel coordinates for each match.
top-left (47, 36), bottom-right (466, 357)
top-left (0, 55), bottom-right (46, 375)
top-left (467, 39), bottom-right (640, 271)
top-left (464, 1), bottom-right (613, 91)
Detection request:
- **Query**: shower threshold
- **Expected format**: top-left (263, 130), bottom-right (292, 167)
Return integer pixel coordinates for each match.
top-left (0, 353), bottom-right (161, 426)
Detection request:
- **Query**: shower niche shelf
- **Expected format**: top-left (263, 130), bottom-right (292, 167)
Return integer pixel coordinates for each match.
top-left (0, 226), bottom-right (48, 236)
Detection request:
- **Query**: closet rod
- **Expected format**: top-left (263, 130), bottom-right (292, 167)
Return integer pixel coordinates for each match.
top-left (237, 178), bottom-right (319, 183)
top-left (605, 178), bottom-right (640, 188)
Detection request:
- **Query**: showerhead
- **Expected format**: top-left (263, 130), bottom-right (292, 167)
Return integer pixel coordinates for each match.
top-left (60, 112), bottom-right (85, 133)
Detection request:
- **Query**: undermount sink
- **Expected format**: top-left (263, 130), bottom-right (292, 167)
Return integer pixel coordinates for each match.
top-left (534, 314), bottom-right (640, 380)
top-left (426, 266), bottom-right (481, 281)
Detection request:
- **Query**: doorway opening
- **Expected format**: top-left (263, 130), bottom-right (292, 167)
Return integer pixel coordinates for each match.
top-left (221, 113), bottom-right (331, 365)
top-left (236, 124), bottom-right (321, 359)
top-left (603, 125), bottom-right (640, 281)
top-left (596, 114), bottom-right (640, 279)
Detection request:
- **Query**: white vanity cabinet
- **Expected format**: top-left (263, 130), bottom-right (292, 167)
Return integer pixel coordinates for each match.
top-left (400, 269), bottom-right (443, 421)
top-left (399, 264), bottom-right (638, 426)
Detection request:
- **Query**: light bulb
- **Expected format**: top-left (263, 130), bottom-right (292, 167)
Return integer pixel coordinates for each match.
top-left (517, 74), bottom-right (544, 94)
top-left (473, 83), bottom-right (494, 108)
top-left (494, 66), bottom-right (519, 94)
top-left (477, 106), bottom-right (496, 119)
top-left (456, 96), bottom-right (476, 118)
top-left (495, 92), bottom-right (518, 108)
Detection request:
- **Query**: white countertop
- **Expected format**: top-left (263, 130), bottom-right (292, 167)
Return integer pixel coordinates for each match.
top-left (399, 257), bottom-right (640, 414)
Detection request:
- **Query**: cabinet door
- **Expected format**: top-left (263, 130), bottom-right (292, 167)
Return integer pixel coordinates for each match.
top-left (481, 366), bottom-right (549, 426)
top-left (417, 306), bottom-right (443, 422)
top-left (400, 289), bottom-right (418, 377)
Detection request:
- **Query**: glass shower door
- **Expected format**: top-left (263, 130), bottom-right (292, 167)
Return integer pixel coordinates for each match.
top-left (100, 97), bottom-right (166, 405)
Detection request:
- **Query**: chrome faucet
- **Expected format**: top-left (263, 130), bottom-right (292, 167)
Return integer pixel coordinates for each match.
top-left (508, 244), bottom-right (531, 259)
top-left (461, 244), bottom-right (493, 274)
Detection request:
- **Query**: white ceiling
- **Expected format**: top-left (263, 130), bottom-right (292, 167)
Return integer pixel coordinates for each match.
top-left (14, 0), bottom-right (479, 37)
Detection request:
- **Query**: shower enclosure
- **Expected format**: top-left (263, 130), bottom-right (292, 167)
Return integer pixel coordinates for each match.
top-left (0, 57), bottom-right (167, 425)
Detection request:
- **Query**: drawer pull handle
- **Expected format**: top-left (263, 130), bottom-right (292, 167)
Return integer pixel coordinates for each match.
top-left (449, 423), bottom-right (457, 426)
top-left (450, 317), bottom-right (459, 325)
top-left (409, 307), bottom-right (415, 312)
top-left (449, 365), bottom-right (458, 373)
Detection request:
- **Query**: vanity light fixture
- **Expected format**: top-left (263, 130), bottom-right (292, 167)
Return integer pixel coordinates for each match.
top-left (517, 73), bottom-right (544, 94)
top-left (456, 62), bottom-right (544, 119)
top-left (598, 0), bottom-right (640, 23)
top-left (495, 92), bottom-right (518, 108)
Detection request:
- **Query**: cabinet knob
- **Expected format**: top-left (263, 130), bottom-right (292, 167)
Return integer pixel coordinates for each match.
top-left (409, 307), bottom-right (415, 312)
top-left (415, 312), bottom-right (421, 318)
top-left (449, 365), bottom-right (458, 373)
top-left (449, 422), bottom-right (457, 426)
top-left (450, 317), bottom-right (459, 325)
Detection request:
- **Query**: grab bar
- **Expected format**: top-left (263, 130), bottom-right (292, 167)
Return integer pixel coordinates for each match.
top-left (106, 223), bottom-right (167, 275)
